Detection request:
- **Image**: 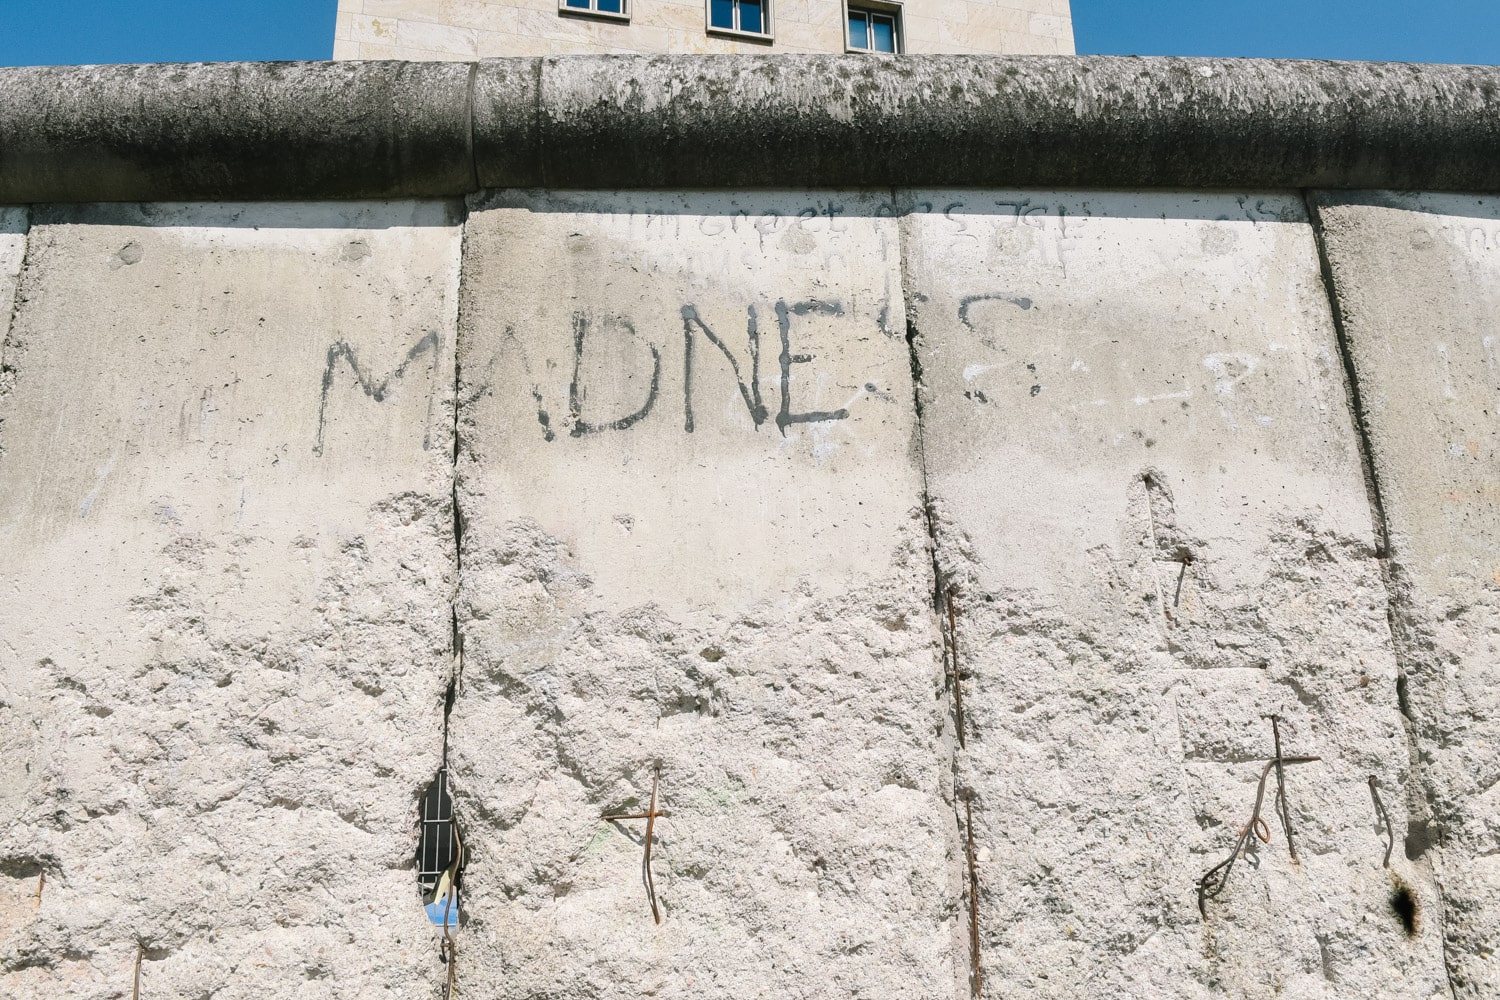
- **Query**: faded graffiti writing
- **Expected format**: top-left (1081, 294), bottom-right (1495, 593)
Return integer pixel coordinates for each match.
top-left (315, 332), bottom-right (441, 456)
top-left (549, 299), bottom-right (852, 441)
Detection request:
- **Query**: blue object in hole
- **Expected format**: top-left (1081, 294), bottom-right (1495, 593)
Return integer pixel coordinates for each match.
top-left (426, 893), bottom-right (459, 927)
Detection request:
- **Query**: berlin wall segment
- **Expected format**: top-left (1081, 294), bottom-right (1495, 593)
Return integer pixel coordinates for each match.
top-left (0, 186), bottom-right (1494, 1000)
top-left (0, 202), bottom-right (462, 997)
top-left (1312, 191), bottom-right (1500, 999)
top-left (447, 190), bottom-right (962, 999)
top-left (905, 191), bottom-right (1447, 997)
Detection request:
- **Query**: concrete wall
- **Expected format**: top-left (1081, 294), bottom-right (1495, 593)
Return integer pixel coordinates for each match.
top-left (2, 54), bottom-right (1500, 1000)
top-left (332, 0), bottom-right (1074, 58)
top-left (3, 185), bottom-right (1498, 1000)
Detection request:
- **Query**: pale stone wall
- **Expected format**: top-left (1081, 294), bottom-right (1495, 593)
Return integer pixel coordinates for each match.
top-left (906, 192), bottom-right (1449, 996)
top-left (452, 190), bottom-right (955, 998)
top-left (8, 50), bottom-right (1500, 1000)
top-left (0, 202), bottom-right (462, 997)
top-left (331, 0), bottom-right (1074, 58)
top-left (4, 187), bottom-right (1498, 999)
top-left (1312, 192), bottom-right (1500, 998)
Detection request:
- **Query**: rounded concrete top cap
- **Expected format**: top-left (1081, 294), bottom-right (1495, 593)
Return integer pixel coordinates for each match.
top-left (1, 55), bottom-right (1498, 201)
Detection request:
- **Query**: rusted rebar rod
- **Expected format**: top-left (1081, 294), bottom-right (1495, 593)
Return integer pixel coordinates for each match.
top-left (946, 589), bottom-right (967, 750)
top-left (964, 799), bottom-right (982, 998)
top-left (441, 818), bottom-right (464, 998)
top-left (1369, 776), bottom-right (1394, 868)
top-left (643, 766), bottom-right (663, 925)
top-left (1270, 716), bottom-right (1299, 862)
top-left (603, 765), bottom-right (666, 925)
top-left (1197, 754), bottom-right (1320, 916)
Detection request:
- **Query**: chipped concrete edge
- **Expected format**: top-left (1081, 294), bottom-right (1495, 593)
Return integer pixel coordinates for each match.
top-left (2, 55), bottom-right (1500, 201)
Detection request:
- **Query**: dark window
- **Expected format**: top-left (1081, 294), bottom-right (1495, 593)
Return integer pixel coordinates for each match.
top-left (848, 7), bottom-right (898, 52)
top-left (562, 0), bottom-right (629, 17)
top-left (711, 0), bottom-right (768, 35)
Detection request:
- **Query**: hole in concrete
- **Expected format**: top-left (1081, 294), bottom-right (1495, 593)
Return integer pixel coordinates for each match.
top-left (417, 767), bottom-right (463, 928)
top-left (1389, 878), bottom-right (1419, 937)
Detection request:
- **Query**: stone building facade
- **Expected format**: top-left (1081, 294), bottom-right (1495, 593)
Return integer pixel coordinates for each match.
top-left (332, 0), bottom-right (1074, 58)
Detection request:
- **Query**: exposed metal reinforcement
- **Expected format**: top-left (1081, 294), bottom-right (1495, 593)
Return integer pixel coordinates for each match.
top-left (1269, 715), bottom-right (1299, 864)
top-left (1306, 191), bottom-right (1460, 999)
top-left (1370, 776), bottom-right (1395, 869)
top-left (945, 589), bottom-right (967, 750)
top-left (1196, 745), bottom-right (1320, 917)
top-left (601, 764), bottom-right (669, 925)
top-left (962, 799), bottom-right (983, 998)
top-left (895, 197), bottom-right (982, 998)
top-left (417, 203), bottom-right (474, 998)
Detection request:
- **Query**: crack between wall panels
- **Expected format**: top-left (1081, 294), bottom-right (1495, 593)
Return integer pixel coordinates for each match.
top-left (1304, 191), bottom-right (1460, 1000)
top-left (424, 197), bottom-right (472, 1000)
top-left (894, 191), bottom-right (981, 1000)
top-left (0, 207), bottom-right (34, 464)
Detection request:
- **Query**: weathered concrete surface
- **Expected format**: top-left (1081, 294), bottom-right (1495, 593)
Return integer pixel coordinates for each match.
top-left (9, 57), bottom-right (1500, 201)
top-left (450, 191), bottom-right (959, 998)
top-left (0, 208), bottom-right (24, 331)
top-left (906, 192), bottom-right (1444, 997)
top-left (519, 56), bottom-right (1500, 192)
top-left (0, 61), bottom-right (475, 203)
top-left (0, 206), bottom-right (30, 832)
top-left (0, 203), bottom-right (461, 998)
top-left (1311, 191), bottom-right (1500, 997)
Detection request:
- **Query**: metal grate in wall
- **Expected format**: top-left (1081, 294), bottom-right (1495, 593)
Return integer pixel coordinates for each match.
top-left (417, 767), bottom-right (462, 926)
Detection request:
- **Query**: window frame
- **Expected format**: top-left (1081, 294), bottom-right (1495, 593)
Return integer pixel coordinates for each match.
top-left (843, 0), bottom-right (903, 54)
top-left (558, 0), bottom-right (631, 24)
top-left (705, 0), bottom-right (775, 43)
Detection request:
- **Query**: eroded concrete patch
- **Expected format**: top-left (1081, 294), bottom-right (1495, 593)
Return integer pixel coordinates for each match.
top-left (0, 202), bottom-right (461, 997)
top-left (906, 191), bottom-right (1445, 998)
top-left (450, 190), bottom-right (959, 999)
top-left (0, 205), bottom-right (31, 832)
top-left (1313, 190), bottom-right (1500, 998)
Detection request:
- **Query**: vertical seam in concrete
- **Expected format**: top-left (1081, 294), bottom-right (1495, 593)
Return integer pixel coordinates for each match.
top-left (449, 197), bottom-right (471, 744)
top-left (433, 198), bottom-right (473, 999)
top-left (532, 58), bottom-right (548, 189)
top-left (0, 207), bottom-right (33, 463)
top-left (1304, 190), bottom-right (1460, 1000)
top-left (464, 62), bottom-right (480, 194)
top-left (1304, 194), bottom-right (1393, 561)
top-left (894, 188), bottom-right (976, 1000)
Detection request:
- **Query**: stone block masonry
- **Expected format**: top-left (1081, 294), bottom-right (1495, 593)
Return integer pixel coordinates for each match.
top-left (1, 54), bottom-right (1500, 1000)
top-left (332, 0), bottom-right (1074, 59)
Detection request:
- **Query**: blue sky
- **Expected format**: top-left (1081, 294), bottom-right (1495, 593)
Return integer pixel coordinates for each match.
top-left (1, 0), bottom-right (1497, 66)
top-left (1072, 0), bottom-right (1500, 65)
